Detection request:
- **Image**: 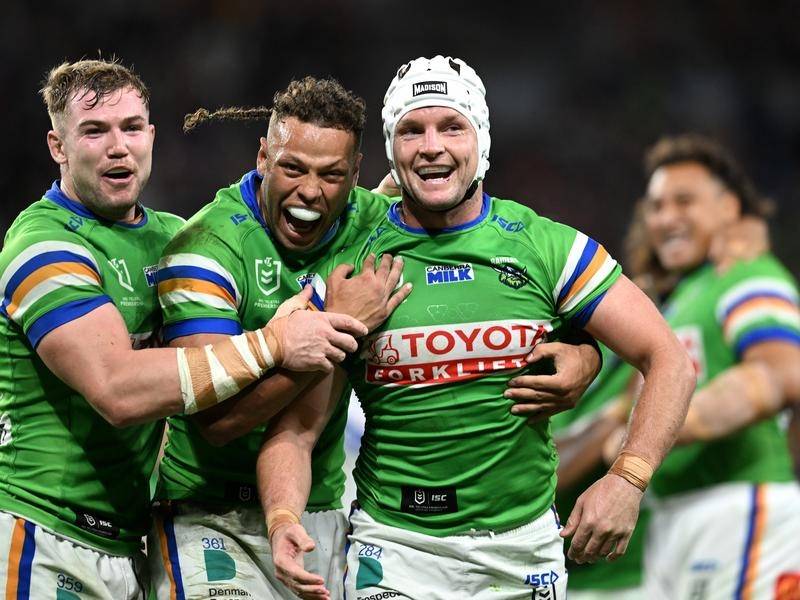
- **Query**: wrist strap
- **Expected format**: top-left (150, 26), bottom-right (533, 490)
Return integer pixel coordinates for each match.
top-left (266, 507), bottom-right (301, 542)
top-left (608, 450), bottom-right (654, 492)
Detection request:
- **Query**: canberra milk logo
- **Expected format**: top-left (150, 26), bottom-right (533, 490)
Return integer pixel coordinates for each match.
top-left (254, 257), bottom-right (281, 296)
top-left (412, 81), bottom-right (447, 96)
top-left (108, 258), bottom-right (134, 292)
top-left (425, 263), bottom-right (474, 285)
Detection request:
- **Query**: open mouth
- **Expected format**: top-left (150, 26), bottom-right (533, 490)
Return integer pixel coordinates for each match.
top-left (416, 165), bottom-right (454, 184)
top-left (283, 206), bottom-right (323, 236)
top-left (102, 167), bottom-right (134, 184)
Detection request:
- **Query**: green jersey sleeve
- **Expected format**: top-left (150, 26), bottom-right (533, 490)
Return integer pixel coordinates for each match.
top-left (0, 227), bottom-right (111, 347)
top-left (714, 256), bottom-right (800, 357)
top-left (157, 223), bottom-right (245, 342)
top-left (535, 218), bottom-right (622, 327)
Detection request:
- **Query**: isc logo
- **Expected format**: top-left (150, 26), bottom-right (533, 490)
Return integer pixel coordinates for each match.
top-left (524, 570), bottom-right (559, 586)
top-left (425, 263), bottom-right (474, 285)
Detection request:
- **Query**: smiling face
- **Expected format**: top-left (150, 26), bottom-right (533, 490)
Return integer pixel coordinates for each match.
top-left (46, 86), bottom-right (154, 222)
top-left (257, 115), bottom-right (361, 251)
top-left (643, 161), bottom-right (740, 273)
top-left (392, 106), bottom-right (480, 215)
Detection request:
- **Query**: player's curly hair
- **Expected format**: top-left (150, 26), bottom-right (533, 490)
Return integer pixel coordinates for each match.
top-left (40, 58), bottom-right (150, 129)
top-left (626, 134), bottom-right (773, 298)
top-left (183, 76), bottom-right (366, 147)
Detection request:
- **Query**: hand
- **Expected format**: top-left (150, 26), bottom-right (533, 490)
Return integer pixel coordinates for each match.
top-left (371, 172), bottom-right (401, 197)
top-left (505, 342), bottom-right (601, 423)
top-left (267, 310), bottom-right (367, 372)
top-left (710, 215), bottom-right (769, 274)
top-left (325, 254), bottom-right (412, 332)
top-left (271, 523), bottom-right (330, 600)
top-left (272, 287), bottom-right (311, 320)
top-left (561, 473), bottom-right (643, 563)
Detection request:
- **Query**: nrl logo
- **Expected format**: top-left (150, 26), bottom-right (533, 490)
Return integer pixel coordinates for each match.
top-left (108, 258), bottom-right (134, 292)
top-left (255, 257), bottom-right (282, 296)
top-left (492, 264), bottom-right (532, 290)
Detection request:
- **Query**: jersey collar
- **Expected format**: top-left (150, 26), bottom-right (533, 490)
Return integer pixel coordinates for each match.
top-left (238, 169), bottom-right (341, 249)
top-left (387, 192), bottom-right (491, 235)
top-left (44, 180), bottom-right (148, 228)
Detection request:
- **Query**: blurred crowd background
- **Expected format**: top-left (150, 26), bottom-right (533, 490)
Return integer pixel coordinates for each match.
top-left (3, 1), bottom-right (799, 276)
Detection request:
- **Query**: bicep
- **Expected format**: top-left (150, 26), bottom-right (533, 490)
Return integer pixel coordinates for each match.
top-left (742, 340), bottom-right (800, 403)
top-left (36, 302), bottom-right (135, 399)
top-left (583, 275), bottom-right (678, 371)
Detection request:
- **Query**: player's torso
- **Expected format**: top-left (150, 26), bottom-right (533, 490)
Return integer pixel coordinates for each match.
top-left (159, 176), bottom-right (389, 508)
top-left (347, 196), bottom-right (570, 535)
top-left (653, 260), bottom-right (795, 496)
top-left (0, 193), bottom-right (180, 554)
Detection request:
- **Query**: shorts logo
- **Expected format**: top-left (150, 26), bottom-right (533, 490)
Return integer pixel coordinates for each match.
top-left (364, 319), bottom-right (551, 387)
top-left (414, 490), bottom-right (425, 504)
top-left (255, 257), bottom-right (281, 296)
top-left (75, 511), bottom-right (119, 539)
top-left (412, 81), bottom-right (447, 96)
top-left (0, 413), bottom-right (12, 447)
top-left (108, 258), bottom-right (134, 292)
top-left (401, 486), bottom-right (457, 514)
top-left (425, 263), bottom-right (473, 285)
top-left (143, 264), bottom-right (158, 287)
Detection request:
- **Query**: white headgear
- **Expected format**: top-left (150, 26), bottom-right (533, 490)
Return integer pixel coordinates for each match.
top-left (382, 55), bottom-right (491, 186)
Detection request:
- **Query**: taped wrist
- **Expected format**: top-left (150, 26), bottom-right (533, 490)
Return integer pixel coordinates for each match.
top-left (267, 507), bottom-right (301, 543)
top-left (177, 329), bottom-right (275, 414)
top-left (608, 450), bottom-right (653, 492)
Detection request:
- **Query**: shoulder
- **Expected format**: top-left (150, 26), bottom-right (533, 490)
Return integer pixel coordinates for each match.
top-left (145, 209), bottom-right (186, 236)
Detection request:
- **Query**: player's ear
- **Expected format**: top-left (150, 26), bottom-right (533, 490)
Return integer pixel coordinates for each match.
top-left (352, 152), bottom-right (363, 187)
top-left (256, 137), bottom-right (269, 175)
top-left (719, 190), bottom-right (741, 226)
top-left (47, 130), bottom-right (67, 165)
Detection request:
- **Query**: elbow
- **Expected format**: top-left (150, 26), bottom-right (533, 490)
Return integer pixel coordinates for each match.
top-left (91, 393), bottom-right (140, 428)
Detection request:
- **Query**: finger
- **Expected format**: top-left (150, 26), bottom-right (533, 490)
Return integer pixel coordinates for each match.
top-left (287, 528), bottom-right (316, 553)
top-left (361, 253), bottom-right (377, 274)
top-left (580, 529), bottom-right (611, 563)
top-left (299, 285), bottom-right (313, 300)
top-left (328, 262), bottom-right (355, 281)
top-left (385, 282), bottom-right (413, 312)
top-left (327, 331), bottom-right (359, 355)
top-left (561, 502), bottom-right (582, 537)
top-left (507, 374), bottom-right (564, 393)
top-left (325, 313), bottom-right (369, 337)
top-left (598, 536), bottom-right (616, 559)
top-left (607, 532), bottom-right (632, 561)
top-left (567, 523), bottom-right (592, 562)
top-left (383, 256), bottom-right (405, 293)
top-left (374, 252), bottom-right (393, 279)
top-left (508, 401), bottom-right (562, 415)
top-left (525, 342), bottom-right (563, 363)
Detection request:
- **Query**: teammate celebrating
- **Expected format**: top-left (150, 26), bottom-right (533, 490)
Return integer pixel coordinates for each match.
top-left (628, 135), bottom-right (800, 599)
top-left (0, 60), bottom-right (367, 599)
top-left (259, 55), bottom-right (696, 599)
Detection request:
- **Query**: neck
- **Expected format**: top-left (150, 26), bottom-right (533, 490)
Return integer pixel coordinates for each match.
top-left (59, 177), bottom-right (140, 224)
top-left (399, 182), bottom-right (484, 230)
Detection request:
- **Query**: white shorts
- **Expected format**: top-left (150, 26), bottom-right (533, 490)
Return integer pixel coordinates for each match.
top-left (0, 510), bottom-right (146, 599)
top-left (345, 506), bottom-right (566, 600)
top-left (645, 481), bottom-right (800, 600)
top-left (148, 503), bottom-right (347, 599)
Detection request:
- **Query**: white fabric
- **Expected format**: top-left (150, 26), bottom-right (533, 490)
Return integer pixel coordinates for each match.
top-left (345, 506), bottom-right (566, 600)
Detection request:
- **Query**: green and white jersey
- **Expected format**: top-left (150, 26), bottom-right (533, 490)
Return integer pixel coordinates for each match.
top-left (156, 171), bottom-right (392, 510)
top-left (0, 181), bottom-right (184, 556)
top-left (341, 193), bottom-right (621, 536)
top-left (551, 349), bottom-right (648, 590)
top-left (652, 256), bottom-right (800, 497)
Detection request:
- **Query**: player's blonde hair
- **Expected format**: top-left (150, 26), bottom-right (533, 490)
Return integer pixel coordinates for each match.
top-left (40, 58), bottom-right (150, 130)
top-left (183, 76), bottom-right (366, 148)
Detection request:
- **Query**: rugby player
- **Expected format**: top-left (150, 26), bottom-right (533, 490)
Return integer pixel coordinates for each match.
top-left (628, 135), bottom-right (800, 598)
top-left (147, 76), bottom-right (602, 599)
top-left (258, 56), bottom-right (696, 599)
top-left (0, 60), bottom-right (368, 599)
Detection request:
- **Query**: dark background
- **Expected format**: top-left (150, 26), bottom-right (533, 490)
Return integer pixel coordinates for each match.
top-left (3, 1), bottom-right (799, 274)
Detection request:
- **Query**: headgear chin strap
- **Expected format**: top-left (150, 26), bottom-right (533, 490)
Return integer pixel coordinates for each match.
top-left (382, 55), bottom-right (491, 192)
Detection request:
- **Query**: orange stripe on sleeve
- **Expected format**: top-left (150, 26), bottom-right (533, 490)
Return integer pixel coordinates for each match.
top-left (6, 262), bottom-right (100, 316)
top-left (560, 246), bottom-right (609, 307)
top-left (158, 278), bottom-right (236, 308)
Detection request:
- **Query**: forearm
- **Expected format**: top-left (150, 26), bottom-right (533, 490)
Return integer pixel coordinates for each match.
top-left (193, 370), bottom-right (321, 446)
top-left (623, 346), bottom-right (695, 467)
top-left (677, 362), bottom-right (784, 444)
top-left (258, 431), bottom-right (314, 525)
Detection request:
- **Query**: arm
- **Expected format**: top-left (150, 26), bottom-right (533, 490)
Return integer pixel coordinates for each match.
top-left (36, 292), bottom-right (366, 428)
top-left (561, 275), bottom-right (695, 563)
top-left (257, 369), bottom-right (348, 600)
top-left (172, 332), bottom-right (322, 446)
top-left (505, 333), bottom-right (603, 424)
top-left (677, 340), bottom-right (800, 444)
